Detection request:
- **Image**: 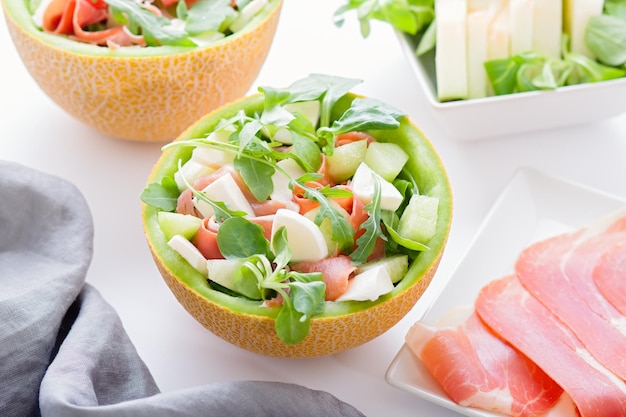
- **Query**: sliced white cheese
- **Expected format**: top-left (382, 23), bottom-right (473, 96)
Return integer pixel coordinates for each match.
top-left (167, 235), bottom-right (208, 275)
top-left (532, 0), bottom-right (562, 59)
top-left (271, 209), bottom-right (328, 262)
top-left (335, 264), bottom-right (394, 302)
top-left (435, 0), bottom-right (469, 101)
top-left (193, 173), bottom-right (255, 219)
top-left (564, 0), bottom-right (604, 58)
top-left (270, 158), bottom-right (306, 202)
top-left (487, 0), bottom-right (510, 61)
top-left (509, 0), bottom-right (534, 55)
top-left (351, 162), bottom-right (403, 212)
top-left (192, 127), bottom-right (236, 168)
top-left (467, 0), bottom-right (490, 99)
top-left (174, 159), bottom-right (214, 192)
top-left (229, 0), bottom-right (269, 33)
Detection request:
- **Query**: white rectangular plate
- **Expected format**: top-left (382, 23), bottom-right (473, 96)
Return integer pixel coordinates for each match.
top-left (385, 167), bottom-right (626, 416)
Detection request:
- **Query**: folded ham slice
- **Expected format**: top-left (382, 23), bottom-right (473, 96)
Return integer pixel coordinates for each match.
top-left (593, 243), bottom-right (626, 316)
top-left (406, 309), bottom-right (565, 417)
top-left (515, 223), bottom-right (626, 381)
top-left (476, 275), bottom-right (626, 417)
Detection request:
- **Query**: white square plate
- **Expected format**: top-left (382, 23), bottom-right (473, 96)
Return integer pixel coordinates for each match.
top-left (384, 167), bottom-right (626, 416)
top-left (397, 32), bottom-right (626, 141)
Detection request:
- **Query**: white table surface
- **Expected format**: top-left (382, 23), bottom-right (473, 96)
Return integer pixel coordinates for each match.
top-left (2, 1), bottom-right (626, 416)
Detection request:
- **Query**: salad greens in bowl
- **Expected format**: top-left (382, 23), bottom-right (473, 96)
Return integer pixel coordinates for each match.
top-left (335, 0), bottom-right (626, 140)
top-left (141, 74), bottom-right (453, 358)
top-left (1, 0), bottom-right (282, 141)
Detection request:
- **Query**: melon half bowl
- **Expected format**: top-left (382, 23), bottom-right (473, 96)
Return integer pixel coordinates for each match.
top-left (1, 0), bottom-right (282, 142)
top-left (141, 85), bottom-right (453, 358)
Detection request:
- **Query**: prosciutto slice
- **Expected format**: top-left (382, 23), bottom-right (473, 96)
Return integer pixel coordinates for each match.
top-left (476, 275), bottom-right (626, 417)
top-left (594, 243), bottom-right (626, 316)
top-left (291, 255), bottom-right (356, 301)
top-left (515, 225), bottom-right (626, 380)
top-left (42, 0), bottom-right (145, 46)
top-left (406, 310), bottom-right (565, 417)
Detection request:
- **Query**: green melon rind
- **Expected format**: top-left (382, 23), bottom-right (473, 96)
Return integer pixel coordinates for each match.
top-left (143, 93), bottom-right (453, 318)
top-left (1, 0), bottom-right (282, 57)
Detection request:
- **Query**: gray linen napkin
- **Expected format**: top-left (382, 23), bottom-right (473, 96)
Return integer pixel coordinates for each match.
top-left (0, 161), bottom-right (365, 417)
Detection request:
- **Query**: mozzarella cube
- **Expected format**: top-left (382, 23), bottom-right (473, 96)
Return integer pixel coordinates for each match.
top-left (335, 264), bottom-right (394, 302)
top-left (351, 162), bottom-right (403, 212)
top-left (167, 235), bottom-right (208, 275)
top-left (193, 174), bottom-right (255, 218)
top-left (271, 209), bottom-right (328, 262)
top-left (270, 158), bottom-right (306, 202)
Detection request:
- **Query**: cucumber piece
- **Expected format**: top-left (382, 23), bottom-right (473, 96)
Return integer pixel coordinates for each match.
top-left (398, 194), bottom-right (439, 244)
top-left (364, 142), bottom-right (409, 182)
top-left (158, 211), bottom-right (202, 240)
top-left (326, 139), bottom-right (368, 183)
top-left (356, 254), bottom-right (409, 283)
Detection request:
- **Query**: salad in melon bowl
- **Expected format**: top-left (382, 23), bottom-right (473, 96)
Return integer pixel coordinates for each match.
top-left (1, 0), bottom-right (282, 142)
top-left (141, 73), bottom-right (453, 358)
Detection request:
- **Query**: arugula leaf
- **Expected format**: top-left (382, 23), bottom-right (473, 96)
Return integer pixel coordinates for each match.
top-left (321, 97), bottom-right (404, 136)
top-left (105, 0), bottom-right (196, 46)
top-left (234, 156), bottom-right (275, 202)
top-left (140, 176), bottom-right (179, 211)
top-left (351, 178), bottom-right (387, 265)
top-left (383, 218), bottom-right (429, 251)
top-left (289, 130), bottom-right (322, 172)
top-left (184, 0), bottom-right (237, 36)
top-left (297, 182), bottom-right (355, 253)
top-left (217, 217), bottom-right (270, 258)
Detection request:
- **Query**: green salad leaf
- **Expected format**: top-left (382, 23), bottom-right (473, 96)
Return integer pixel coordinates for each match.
top-left (351, 178), bottom-right (387, 265)
top-left (586, 14), bottom-right (626, 67)
top-left (182, 0), bottom-right (237, 36)
top-left (333, 0), bottom-right (435, 55)
top-left (106, 0), bottom-right (196, 46)
top-left (216, 217), bottom-right (270, 259)
top-left (334, 0), bottom-right (434, 38)
top-left (140, 176), bottom-right (179, 211)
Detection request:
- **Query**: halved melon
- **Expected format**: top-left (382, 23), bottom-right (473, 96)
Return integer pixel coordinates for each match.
top-left (0, 0), bottom-right (282, 142)
top-left (142, 92), bottom-right (453, 358)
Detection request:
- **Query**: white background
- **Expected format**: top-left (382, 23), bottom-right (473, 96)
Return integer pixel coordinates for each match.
top-left (2, 1), bottom-right (626, 416)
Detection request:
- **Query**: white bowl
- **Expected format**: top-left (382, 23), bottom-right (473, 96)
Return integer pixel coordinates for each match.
top-left (397, 32), bottom-right (626, 141)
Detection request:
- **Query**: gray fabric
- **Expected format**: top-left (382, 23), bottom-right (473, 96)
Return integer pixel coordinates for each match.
top-left (0, 161), bottom-right (365, 417)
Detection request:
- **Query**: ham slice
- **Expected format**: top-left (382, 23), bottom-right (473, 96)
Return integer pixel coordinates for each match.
top-left (42, 0), bottom-right (145, 46)
top-left (515, 225), bottom-right (626, 380)
top-left (406, 309), bottom-right (565, 417)
top-left (192, 217), bottom-right (222, 259)
top-left (291, 255), bottom-right (356, 301)
top-left (476, 275), bottom-right (626, 417)
top-left (594, 243), bottom-right (626, 316)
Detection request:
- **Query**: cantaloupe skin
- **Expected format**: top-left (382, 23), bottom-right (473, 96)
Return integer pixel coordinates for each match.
top-left (142, 93), bottom-right (453, 358)
top-left (1, 0), bottom-right (282, 142)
